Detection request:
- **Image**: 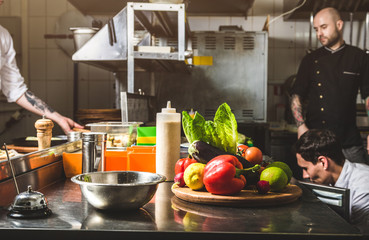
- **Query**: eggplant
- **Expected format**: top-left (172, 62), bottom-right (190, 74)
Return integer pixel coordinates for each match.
top-left (188, 140), bottom-right (254, 169)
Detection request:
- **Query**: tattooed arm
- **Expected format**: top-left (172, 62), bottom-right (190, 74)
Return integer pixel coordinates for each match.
top-left (16, 91), bottom-right (83, 134)
top-left (291, 94), bottom-right (308, 138)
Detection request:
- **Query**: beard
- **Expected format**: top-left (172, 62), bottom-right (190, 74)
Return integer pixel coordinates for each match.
top-left (319, 28), bottom-right (341, 48)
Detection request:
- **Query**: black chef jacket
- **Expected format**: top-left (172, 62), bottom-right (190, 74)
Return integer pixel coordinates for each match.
top-left (291, 43), bottom-right (369, 148)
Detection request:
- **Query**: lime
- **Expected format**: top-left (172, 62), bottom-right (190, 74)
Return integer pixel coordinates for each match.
top-left (266, 161), bottom-right (293, 183)
top-left (183, 163), bottom-right (206, 190)
top-left (260, 167), bottom-right (288, 192)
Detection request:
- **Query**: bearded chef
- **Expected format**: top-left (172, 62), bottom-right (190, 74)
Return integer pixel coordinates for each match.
top-left (290, 7), bottom-right (369, 164)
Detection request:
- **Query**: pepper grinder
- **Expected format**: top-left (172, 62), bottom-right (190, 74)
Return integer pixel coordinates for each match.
top-left (34, 116), bottom-right (54, 150)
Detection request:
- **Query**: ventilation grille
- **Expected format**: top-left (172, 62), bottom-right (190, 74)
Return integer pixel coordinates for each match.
top-left (153, 38), bottom-right (178, 48)
top-left (224, 37), bottom-right (236, 50)
top-left (242, 109), bottom-right (254, 118)
top-left (167, 39), bottom-right (178, 48)
top-left (192, 36), bottom-right (198, 50)
top-left (205, 36), bottom-right (216, 50)
top-left (243, 36), bottom-right (255, 50)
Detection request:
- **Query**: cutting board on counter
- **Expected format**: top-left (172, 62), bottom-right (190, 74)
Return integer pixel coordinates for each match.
top-left (172, 184), bottom-right (302, 207)
top-left (4, 137), bottom-right (67, 153)
top-left (4, 145), bottom-right (38, 153)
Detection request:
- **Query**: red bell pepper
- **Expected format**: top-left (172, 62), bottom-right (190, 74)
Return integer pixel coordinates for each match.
top-left (175, 157), bottom-right (198, 175)
top-left (203, 155), bottom-right (260, 195)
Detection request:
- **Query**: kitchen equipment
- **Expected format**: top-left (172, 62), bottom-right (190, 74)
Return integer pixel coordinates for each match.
top-left (70, 27), bottom-right (99, 50)
top-left (82, 132), bottom-right (107, 173)
top-left (4, 144), bottom-right (52, 219)
top-left (76, 109), bottom-right (122, 125)
top-left (67, 131), bottom-right (82, 142)
top-left (35, 117), bottom-right (54, 150)
top-left (71, 171), bottom-right (166, 210)
top-left (11, 137), bottom-right (67, 148)
top-left (365, 12), bottom-right (369, 52)
top-left (8, 185), bottom-right (52, 219)
top-left (86, 121), bottom-right (143, 151)
top-left (4, 144), bottom-right (19, 194)
top-left (120, 92), bottom-right (157, 124)
top-left (62, 152), bottom-right (82, 178)
top-left (171, 184), bottom-right (302, 207)
top-left (155, 30), bottom-right (268, 122)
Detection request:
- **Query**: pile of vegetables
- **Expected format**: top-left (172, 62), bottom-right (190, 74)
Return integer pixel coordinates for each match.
top-left (174, 103), bottom-right (292, 195)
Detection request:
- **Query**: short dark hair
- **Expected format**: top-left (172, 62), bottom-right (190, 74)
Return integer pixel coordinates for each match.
top-left (294, 129), bottom-right (345, 165)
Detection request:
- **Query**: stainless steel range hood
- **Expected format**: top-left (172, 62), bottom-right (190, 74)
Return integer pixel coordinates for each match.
top-left (68, 0), bottom-right (255, 17)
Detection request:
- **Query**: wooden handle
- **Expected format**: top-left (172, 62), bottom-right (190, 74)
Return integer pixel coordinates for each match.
top-left (72, 127), bottom-right (90, 132)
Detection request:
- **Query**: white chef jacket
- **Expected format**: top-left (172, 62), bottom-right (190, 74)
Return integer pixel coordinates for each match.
top-left (0, 24), bottom-right (27, 102)
top-left (335, 159), bottom-right (369, 233)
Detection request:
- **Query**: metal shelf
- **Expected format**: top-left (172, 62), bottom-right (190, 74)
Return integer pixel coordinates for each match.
top-left (72, 2), bottom-right (191, 94)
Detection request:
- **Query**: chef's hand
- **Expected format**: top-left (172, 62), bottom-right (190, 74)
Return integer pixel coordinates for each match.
top-left (55, 115), bottom-right (84, 134)
top-left (297, 124), bottom-right (309, 139)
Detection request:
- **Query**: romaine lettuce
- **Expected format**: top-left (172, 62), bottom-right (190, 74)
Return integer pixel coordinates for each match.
top-left (182, 110), bottom-right (206, 144)
top-left (182, 103), bottom-right (238, 155)
top-left (214, 103), bottom-right (238, 154)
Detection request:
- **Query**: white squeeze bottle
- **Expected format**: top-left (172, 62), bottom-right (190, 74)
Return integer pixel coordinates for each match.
top-left (156, 101), bottom-right (181, 181)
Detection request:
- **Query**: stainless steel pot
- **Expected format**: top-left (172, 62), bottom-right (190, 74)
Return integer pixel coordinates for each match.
top-left (70, 27), bottom-right (99, 50)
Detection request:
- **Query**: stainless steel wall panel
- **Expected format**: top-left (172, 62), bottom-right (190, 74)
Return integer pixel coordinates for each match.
top-left (155, 31), bottom-right (268, 122)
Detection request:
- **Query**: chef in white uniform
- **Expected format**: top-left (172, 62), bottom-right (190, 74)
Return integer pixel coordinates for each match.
top-left (0, 0), bottom-right (83, 134)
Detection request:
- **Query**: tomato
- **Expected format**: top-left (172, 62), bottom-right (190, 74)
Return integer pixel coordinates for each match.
top-left (244, 146), bottom-right (263, 165)
top-left (237, 144), bottom-right (249, 158)
top-left (175, 157), bottom-right (198, 175)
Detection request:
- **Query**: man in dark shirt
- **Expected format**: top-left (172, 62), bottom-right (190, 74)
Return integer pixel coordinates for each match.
top-left (290, 7), bottom-right (369, 164)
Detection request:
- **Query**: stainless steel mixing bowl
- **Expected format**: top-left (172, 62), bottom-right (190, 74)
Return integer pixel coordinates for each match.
top-left (71, 171), bottom-right (166, 210)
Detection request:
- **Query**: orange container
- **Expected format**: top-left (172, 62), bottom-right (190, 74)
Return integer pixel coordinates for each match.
top-left (62, 146), bottom-right (154, 175)
top-left (62, 152), bottom-right (82, 178)
top-left (105, 150), bottom-right (128, 171)
top-left (127, 146), bottom-right (156, 173)
top-left (127, 145), bottom-right (156, 153)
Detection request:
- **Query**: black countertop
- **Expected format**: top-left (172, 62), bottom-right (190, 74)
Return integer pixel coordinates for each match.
top-left (0, 179), bottom-right (366, 240)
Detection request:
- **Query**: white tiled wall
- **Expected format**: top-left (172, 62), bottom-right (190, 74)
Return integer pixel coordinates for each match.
top-left (0, 0), bottom-right (368, 142)
top-left (0, 0), bottom-right (116, 141)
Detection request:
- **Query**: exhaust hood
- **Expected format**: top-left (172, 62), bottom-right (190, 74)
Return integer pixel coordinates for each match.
top-left (68, 0), bottom-right (255, 17)
top-left (284, 0), bottom-right (369, 21)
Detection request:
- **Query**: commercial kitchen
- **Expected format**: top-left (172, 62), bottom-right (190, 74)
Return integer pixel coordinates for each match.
top-left (0, 0), bottom-right (369, 239)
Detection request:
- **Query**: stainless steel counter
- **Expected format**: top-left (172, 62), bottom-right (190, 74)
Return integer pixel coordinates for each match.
top-left (0, 179), bottom-right (365, 240)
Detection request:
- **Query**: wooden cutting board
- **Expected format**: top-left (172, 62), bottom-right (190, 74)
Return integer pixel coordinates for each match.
top-left (172, 184), bottom-right (302, 207)
top-left (4, 144), bottom-right (38, 153)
